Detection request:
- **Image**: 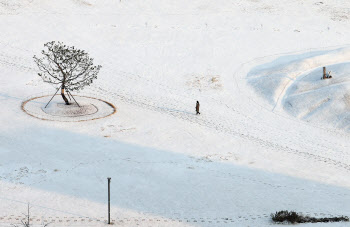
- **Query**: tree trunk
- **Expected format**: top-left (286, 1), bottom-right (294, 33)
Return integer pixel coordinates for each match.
top-left (61, 85), bottom-right (70, 105)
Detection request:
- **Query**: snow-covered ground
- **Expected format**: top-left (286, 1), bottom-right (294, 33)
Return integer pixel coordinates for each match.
top-left (2, 0), bottom-right (350, 226)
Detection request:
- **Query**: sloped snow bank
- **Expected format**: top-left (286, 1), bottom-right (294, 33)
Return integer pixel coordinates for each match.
top-left (284, 62), bottom-right (350, 131)
top-left (246, 47), bottom-right (350, 131)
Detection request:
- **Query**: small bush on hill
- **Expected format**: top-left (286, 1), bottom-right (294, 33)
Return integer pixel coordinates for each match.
top-left (271, 210), bottom-right (349, 224)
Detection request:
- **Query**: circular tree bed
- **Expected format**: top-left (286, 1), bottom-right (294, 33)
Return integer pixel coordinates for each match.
top-left (42, 102), bottom-right (98, 117)
top-left (22, 95), bottom-right (116, 122)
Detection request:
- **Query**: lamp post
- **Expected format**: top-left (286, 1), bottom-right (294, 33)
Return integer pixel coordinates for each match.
top-left (107, 177), bottom-right (111, 224)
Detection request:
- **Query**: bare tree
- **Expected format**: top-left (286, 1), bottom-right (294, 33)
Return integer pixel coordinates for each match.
top-left (11, 203), bottom-right (50, 227)
top-left (33, 41), bottom-right (102, 105)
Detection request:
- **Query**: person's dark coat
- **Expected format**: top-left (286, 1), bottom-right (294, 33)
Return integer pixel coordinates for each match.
top-left (196, 101), bottom-right (200, 114)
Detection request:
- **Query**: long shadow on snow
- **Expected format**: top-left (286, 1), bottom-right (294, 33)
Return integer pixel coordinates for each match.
top-left (0, 126), bottom-right (350, 219)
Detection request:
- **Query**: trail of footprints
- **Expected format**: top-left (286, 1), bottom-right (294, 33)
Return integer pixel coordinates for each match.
top-left (0, 212), bottom-right (340, 226)
top-left (3, 46), bottom-right (347, 163)
top-left (92, 85), bottom-right (350, 174)
top-left (99, 71), bottom-right (350, 160)
top-left (198, 164), bottom-right (350, 197)
top-left (2, 47), bottom-right (350, 193)
top-left (0, 58), bottom-right (34, 73)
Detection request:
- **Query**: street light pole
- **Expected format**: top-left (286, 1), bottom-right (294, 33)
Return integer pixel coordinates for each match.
top-left (107, 177), bottom-right (111, 224)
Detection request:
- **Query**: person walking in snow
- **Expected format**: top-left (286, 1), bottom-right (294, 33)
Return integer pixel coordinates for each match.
top-left (196, 101), bottom-right (200, 115)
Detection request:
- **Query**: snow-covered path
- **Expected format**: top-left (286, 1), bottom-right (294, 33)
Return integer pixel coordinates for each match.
top-left (2, 0), bottom-right (350, 226)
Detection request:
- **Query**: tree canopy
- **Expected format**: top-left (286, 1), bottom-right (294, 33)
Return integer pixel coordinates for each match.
top-left (33, 41), bottom-right (101, 105)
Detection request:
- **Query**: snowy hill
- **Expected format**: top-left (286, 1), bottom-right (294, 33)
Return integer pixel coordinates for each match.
top-left (247, 47), bottom-right (350, 131)
top-left (2, 0), bottom-right (350, 226)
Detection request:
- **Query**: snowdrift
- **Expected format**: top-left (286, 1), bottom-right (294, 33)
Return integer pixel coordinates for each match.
top-left (247, 47), bottom-right (350, 131)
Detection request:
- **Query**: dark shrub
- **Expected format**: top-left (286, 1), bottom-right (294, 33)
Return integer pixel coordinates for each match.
top-left (271, 210), bottom-right (301, 223)
top-left (271, 210), bottom-right (349, 224)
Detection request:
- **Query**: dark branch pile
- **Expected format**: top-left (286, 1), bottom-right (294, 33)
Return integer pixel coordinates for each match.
top-left (33, 41), bottom-right (101, 105)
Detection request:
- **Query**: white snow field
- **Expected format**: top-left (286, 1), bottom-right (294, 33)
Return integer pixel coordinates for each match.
top-left (2, 0), bottom-right (350, 226)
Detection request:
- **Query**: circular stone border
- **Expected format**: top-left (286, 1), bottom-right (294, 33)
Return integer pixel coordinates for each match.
top-left (21, 95), bottom-right (117, 122)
